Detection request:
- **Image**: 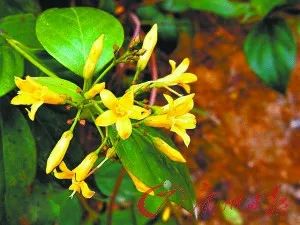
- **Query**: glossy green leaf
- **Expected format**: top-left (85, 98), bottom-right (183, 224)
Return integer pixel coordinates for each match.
top-left (0, 100), bottom-right (36, 188)
top-left (244, 18), bottom-right (296, 93)
top-left (0, 45), bottom-right (24, 96)
top-left (189, 0), bottom-right (250, 18)
top-left (33, 77), bottom-right (84, 104)
top-left (109, 126), bottom-right (195, 212)
top-left (219, 201), bottom-right (243, 225)
top-left (251, 0), bottom-right (285, 16)
top-left (0, 14), bottom-right (42, 48)
top-left (36, 7), bottom-right (124, 76)
top-left (94, 158), bottom-right (138, 201)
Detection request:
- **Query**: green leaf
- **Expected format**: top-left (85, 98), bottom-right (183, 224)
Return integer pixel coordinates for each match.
top-left (36, 7), bottom-right (124, 76)
top-left (0, 45), bottom-right (24, 97)
top-left (219, 202), bottom-right (243, 225)
top-left (0, 0), bottom-right (40, 18)
top-left (0, 14), bottom-right (42, 48)
top-left (0, 100), bottom-right (36, 188)
top-left (109, 126), bottom-right (195, 212)
top-left (33, 77), bottom-right (84, 104)
top-left (94, 158), bottom-right (138, 201)
top-left (48, 190), bottom-right (82, 225)
top-left (251, 0), bottom-right (285, 16)
top-left (244, 18), bottom-right (296, 93)
top-left (159, 0), bottom-right (189, 12)
top-left (189, 0), bottom-right (250, 18)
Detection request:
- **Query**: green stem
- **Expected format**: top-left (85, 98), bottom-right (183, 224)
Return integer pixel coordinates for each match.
top-left (132, 69), bottom-right (141, 85)
top-left (70, 109), bottom-right (82, 131)
top-left (93, 61), bottom-right (115, 85)
top-left (88, 109), bottom-right (104, 139)
top-left (5, 38), bottom-right (59, 78)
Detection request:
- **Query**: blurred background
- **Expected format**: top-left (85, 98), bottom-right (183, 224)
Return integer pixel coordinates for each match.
top-left (0, 0), bottom-right (300, 224)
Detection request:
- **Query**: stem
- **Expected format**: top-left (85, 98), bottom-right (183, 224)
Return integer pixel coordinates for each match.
top-left (132, 69), bottom-right (141, 85)
top-left (5, 38), bottom-right (59, 78)
top-left (70, 109), bottom-right (82, 131)
top-left (88, 109), bottom-right (104, 139)
top-left (128, 12), bottom-right (141, 43)
top-left (93, 61), bottom-right (115, 85)
top-left (107, 168), bottom-right (126, 225)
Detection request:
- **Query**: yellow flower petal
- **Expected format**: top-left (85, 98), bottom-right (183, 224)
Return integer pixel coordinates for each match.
top-left (129, 105), bottom-right (150, 120)
top-left (175, 113), bottom-right (196, 129)
top-left (116, 117), bottom-right (132, 139)
top-left (53, 168), bottom-right (74, 179)
top-left (11, 92), bottom-right (39, 105)
top-left (180, 83), bottom-right (191, 93)
top-left (127, 171), bottom-right (154, 195)
top-left (169, 60), bottom-right (176, 72)
top-left (100, 89), bottom-right (118, 109)
top-left (73, 152), bottom-right (98, 181)
top-left (167, 94), bottom-right (194, 116)
top-left (180, 72), bottom-right (197, 83)
top-left (170, 126), bottom-right (190, 147)
top-left (69, 182), bottom-right (81, 193)
top-left (153, 137), bottom-right (186, 163)
top-left (27, 101), bottom-right (43, 121)
top-left (15, 76), bottom-right (40, 92)
top-left (144, 115), bottom-right (171, 129)
top-left (59, 161), bottom-right (73, 173)
top-left (95, 110), bottom-right (118, 126)
top-left (80, 181), bottom-right (95, 198)
top-left (172, 58), bottom-right (189, 77)
top-left (46, 130), bottom-right (73, 174)
top-left (119, 91), bottom-right (134, 110)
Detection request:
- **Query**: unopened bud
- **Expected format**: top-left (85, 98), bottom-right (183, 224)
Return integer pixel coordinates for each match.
top-left (152, 137), bottom-right (186, 163)
top-left (46, 130), bottom-right (73, 174)
top-left (106, 147), bottom-right (116, 159)
top-left (73, 151), bottom-right (98, 181)
top-left (83, 34), bottom-right (105, 79)
top-left (84, 83), bottom-right (105, 99)
top-left (137, 24), bottom-right (157, 71)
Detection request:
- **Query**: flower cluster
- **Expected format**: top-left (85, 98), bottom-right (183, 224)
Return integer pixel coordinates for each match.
top-left (10, 24), bottom-right (197, 198)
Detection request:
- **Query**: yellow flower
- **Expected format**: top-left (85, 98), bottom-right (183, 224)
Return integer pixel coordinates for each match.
top-left (152, 137), bottom-right (186, 163)
top-left (46, 130), bottom-right (73, 174)
top-left (144, 94), bottom-right (196, 146)
top-left (83, 34), bottom-right (104, 79)
top-left (152, 58), bottom-right (197, 93)
top-left (137, 24), bottom-right (158, 71)
top-left (11, 76), bottom-right (66, 120)
top-left (162, 206), bottom-right (171, 222)
top-left (54, 152), bottom-right (98, 198)
top-left (95, 89), bottom-right (150, 139)
top-left (127, 171), bottom-right (154, 195)
top-left (84, 82), bottom-right (105, 99)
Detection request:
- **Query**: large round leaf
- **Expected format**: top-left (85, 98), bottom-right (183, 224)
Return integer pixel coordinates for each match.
top-left (36, 7), bottom-right (124, 77)
top-left (244, 18), bottom-right (296, 93)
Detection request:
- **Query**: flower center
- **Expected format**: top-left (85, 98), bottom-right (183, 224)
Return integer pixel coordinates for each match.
top-left (115, 105), bottom-right (127, 117)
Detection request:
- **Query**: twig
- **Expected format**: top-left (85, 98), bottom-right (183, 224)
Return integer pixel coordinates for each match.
top-left (149, 52), bottom-right (158, 105)
top-left (107, 168), bottom-right (126, 225)
top-left (128, 12), bottom-right (141, 44)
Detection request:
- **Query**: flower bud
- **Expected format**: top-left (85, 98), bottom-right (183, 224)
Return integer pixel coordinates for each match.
top-left (73, 151), bottom-right (98, 181)
top-left (105, 147), bottom-right (116, 159)
top-left (152, 137), bottom-right (186, 163)
top-left (83, 34), bottom-right (105, 79)
top-left (162, 207), bottom-right (171, 222)
top-left (46, 131), bottom-right (73, 174)
top-left (84, 83), bottom-right (105, 99)
top-left (137, 24), bottom-right (157, 72)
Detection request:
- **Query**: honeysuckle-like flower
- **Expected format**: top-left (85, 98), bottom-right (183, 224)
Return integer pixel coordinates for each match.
top-left (83, 34), bottom-right (104, 79)
top-left (11, 76), bottom-right (66, 120)
top-left (84, 82), bottom-right (105, 99)
top-left (54, 151), bottom-right (98, 198)
top-left (137, 24), bottom-right (158, 72)
top-left (46, 130), bottom-right (73, 174)
top-left (152, 137), bottom-right (186, 163)
top-left (95, 89), bottom-right (150, 139)
top-left (144, 94), bottom-right (196, 146)
top-left (152, 58), bottom-right (197, 93)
